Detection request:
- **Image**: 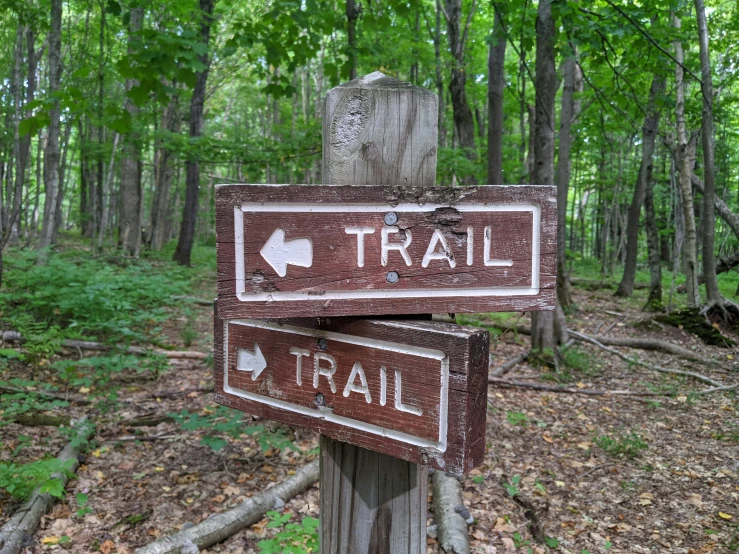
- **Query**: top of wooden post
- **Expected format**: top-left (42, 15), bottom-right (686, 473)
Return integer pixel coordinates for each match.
top-left (322, 71), bottom-right (438, 187)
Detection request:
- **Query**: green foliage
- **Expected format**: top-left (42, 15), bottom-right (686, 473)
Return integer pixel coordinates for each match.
top-left (506, 411), bottom-right (529, 427)
top-left (257, 511), bottom-right (319, 554)
top-left (169, 406), bottom-right (298, 453)
top-left (0, 458), bottom-right (74, 501)
top-left (595, 431), bottom-right (648, 459)
top-left (502, 475), bottom-right (521, 497)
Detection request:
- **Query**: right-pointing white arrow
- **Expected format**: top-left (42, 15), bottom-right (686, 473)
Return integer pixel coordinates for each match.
top-left (236, 343), bottom-right (267, 380)
top-left (260, 228), bottom-right (313, 277)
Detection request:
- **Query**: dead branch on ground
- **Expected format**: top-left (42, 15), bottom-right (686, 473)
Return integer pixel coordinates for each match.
top-left (0, 418), bottom-right (94, 554)
top-left (135, 459), bottom-right (319, 554)
top-left (432, 470), bottom-right (470, 554)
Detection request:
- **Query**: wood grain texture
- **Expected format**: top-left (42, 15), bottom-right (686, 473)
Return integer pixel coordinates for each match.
top-left (213, 313), bottom-right (489, 476)
top-left (319, 435), bottom-right (427, 554)
top-left (215, 184), bottom-right (556, 319)
top-left (322, 71), bottom-right (438, 187)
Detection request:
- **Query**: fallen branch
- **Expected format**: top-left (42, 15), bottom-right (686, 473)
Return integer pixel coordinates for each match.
top-left (499, 475), bottom-right (547, 544)
top-left (2, 332), bottom-right (208, 360)
top-left (135, 459), bottom-right (319, 554)
top-left (0, 417), bottom-right (94, 554)
top-left (568, 330), bottom-right (723, 387)
top-left (489, 378), bottom-right (664, 396)
top-left (0, 386), bottom-right (90, 405)
top-left (432, 470), bottom-right (470, 554)
top-left (574, 334), bottom-right (715, 365)
top-left (11, 414), bottom-right (71, 427)
top-left (490, 352), bottom-right (528, 378)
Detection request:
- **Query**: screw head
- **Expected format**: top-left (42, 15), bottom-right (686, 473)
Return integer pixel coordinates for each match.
top-left (384, 212), bottom-right (398, 225)
top-left (315, 393), bottom-right (325, 406)
top-left (317, 337), bottom-right (328, 350)
top-left (386, 271), bottom-right (399, 283)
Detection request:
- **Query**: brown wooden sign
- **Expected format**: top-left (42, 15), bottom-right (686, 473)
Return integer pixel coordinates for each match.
top-left (214, 310), bottom-right (489, 476)
top-left (216, 184), bottom-right (556, 319)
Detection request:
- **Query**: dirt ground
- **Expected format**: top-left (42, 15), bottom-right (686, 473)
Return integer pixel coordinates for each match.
top-left (2, 284), bottom-right (738, 554)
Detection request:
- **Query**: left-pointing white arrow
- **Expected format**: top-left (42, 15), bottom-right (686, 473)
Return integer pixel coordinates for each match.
top-left (260, 228), bottom-right (313, 277)
top-left (236, 343), bottom-right (267, 380)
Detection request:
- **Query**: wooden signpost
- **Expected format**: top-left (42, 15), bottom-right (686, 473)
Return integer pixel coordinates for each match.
top-left (213, 72), bottom-right (556, 553)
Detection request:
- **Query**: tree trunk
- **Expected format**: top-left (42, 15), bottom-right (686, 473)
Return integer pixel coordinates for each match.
top-left (615, 74), bottom-right (666, 297)
top-left (444, 0), bottom-right (476, 183)
top-left (694, 0), bottom-right (724, 310)
top-left (673, 15), bottom-right (700, 307)
top-left (118, 7), bottom-right (143, 257)
top-left (52, 122), bottom-right (72, 242)
top-left (487, 3), bottom-right (506, 185)
top-left (37, 0), bottom-right (62, 259)
top-left (643, 154), bottom-right (662, 311)
top-left (10, 23), bottom-right (24, 245)
top-left (555, 54), bottom-right (582, 309)
top-left (346, 0), bottom-right (360, 80)
top-left (149, 93), bottom-right (181, 251)
top-left (173, 0), bottom-right (216, 266)
top-left (530, 0), bottom-right (566, 351)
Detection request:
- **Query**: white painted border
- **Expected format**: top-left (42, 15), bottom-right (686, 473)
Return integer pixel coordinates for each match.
top-left (223, 319), bottom-right (449, 453)
top-left (233, 202), bottom-right (541, 302)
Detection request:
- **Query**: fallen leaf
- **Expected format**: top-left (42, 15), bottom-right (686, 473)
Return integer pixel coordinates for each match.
top-left (639, 492), bottom-right (654, 506)
top-left (577, 441), bottom-right (592, 450)
top-left (501, 537), bottom-right (516, 552)
top-left (542, 433), bottom-right (553, 443)
top-left (79, 386), bottom-right (91, 394)
top-left (100, 539), bottom-right (116, 554)
top-left (223, 485), bottom-right (240, 496)
top-left (42, 536), bottom-right (61, 545)
top-left (719, 512), bottom-right (733, 520)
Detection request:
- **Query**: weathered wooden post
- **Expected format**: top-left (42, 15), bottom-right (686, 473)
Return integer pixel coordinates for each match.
top-left (214, 72), bottom-right (555, 554)
top-left (319, 71), bottom-right (437, 553)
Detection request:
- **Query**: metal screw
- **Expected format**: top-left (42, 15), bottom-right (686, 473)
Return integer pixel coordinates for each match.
top-left (315, 393), bottom-right (325, 406)
top-left (317, 337), bottom-right (328, 350)
top-left (386, 271), bottom-right (399, 283)
top-left (384, 212), bottom-right (398, 225)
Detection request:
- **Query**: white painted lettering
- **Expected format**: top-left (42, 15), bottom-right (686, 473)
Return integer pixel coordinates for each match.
top-left (289, 347), bottom-right (310, 386)
top-left (484, 226), bottom-right (513, 267)
top-left (342, 362), bottom-right (372, 403)
top-left (380, 366), bottom-right (387, 406)
top-left (381, 227), bottom-right (412, 266)
top-left (394, 369), bottom-right (423, 416)
top-left (466, 226), bottom-right (474, 266)
top-left (422, 229), bottom-right (456, 268)
top-left (313, 352), bottom-right (338, 393)
top-left (344, 226), bottom-right (376, 267)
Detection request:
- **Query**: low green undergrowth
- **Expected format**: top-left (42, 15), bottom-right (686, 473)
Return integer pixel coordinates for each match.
top-left (257, 511), bottom-right (319, 554)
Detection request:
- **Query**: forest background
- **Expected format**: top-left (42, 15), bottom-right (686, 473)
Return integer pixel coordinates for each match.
top-left (0, 0), bottom-right (739, 553)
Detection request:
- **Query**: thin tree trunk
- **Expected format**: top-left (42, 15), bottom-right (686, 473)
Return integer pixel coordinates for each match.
top-left (694, 0), bottom-right (725, 311)
top-left (673, 15), bottom-right (700, 307)
top-left (173, 0), bottom-right (216, 266)
top-left (487, 3), bottom-right (506, 185)
top-left (530, 0), bottom-right (566, 351)
top-left (615, 74), bottom-right (666, 297)
top-left (52, 122), bottom-right (72, 243)
top-left (149, 93), bottom-right (181, 251)
top-left (37, 0), bottom-right (62, 259)
top-left (555, 54), bottom-right (582, 309)
top-left (643, 152), bottom-right (662, 311)
top-left (10, 23), bottom-right (25, 245)
top-left (118, 8), bottom-right (143, 257)
top-left (97, 133), bottom-right (120, 249)
top-left (346, 0), bottom-right (360, 80)
top-left (444, 0), bottom-right (476, 183)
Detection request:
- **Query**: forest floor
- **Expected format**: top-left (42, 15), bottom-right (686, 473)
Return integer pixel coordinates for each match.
top-left (1, 242), bottom-right (738, 554)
